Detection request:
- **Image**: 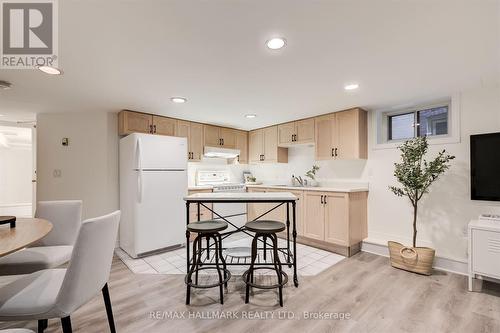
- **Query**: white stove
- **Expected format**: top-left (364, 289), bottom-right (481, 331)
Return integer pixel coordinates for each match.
top-left (196, 171), bottom-right (247, 232)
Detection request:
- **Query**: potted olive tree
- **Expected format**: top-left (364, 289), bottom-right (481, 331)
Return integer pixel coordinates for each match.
top-left (388, 136), bottom-right (455, 275)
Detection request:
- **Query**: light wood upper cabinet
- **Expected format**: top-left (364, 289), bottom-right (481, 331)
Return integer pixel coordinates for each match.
top-left (203, 125), bottom-right (237, 148)
top-left (118, 111), bottom-right (153, 135)
top-left (296, 118), bottom-right (315, 143)
top-left (235, 130), bottom-right (248, 164)
top-left (278, 122), bottom-right (296, 145)
top-left (315, 108), bottom-right (367, 160)
top-left (190, 123), bottom-right (204, 161)
top-left (204, 125), bottom-right (221, 147)
top-left (249, 126), bottom-right (288, 163)
top-left (303, 192), bottom-right (325, 241)
top-left (219, 128), bottom-right (237, 148)
top-left (315, 114), bottom-right (335, 160)
top-left (278, 119), bottom-right (315, 146)
top-left (249, 130), bottom-right (263, 163)
top-left (152, 116), bottom-right (176, 136)
top-left (176, 120), bottom-right (203, 162)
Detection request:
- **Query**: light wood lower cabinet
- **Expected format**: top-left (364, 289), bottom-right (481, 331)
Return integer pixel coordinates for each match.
top-left (247, 187), bottom-right (367, 257)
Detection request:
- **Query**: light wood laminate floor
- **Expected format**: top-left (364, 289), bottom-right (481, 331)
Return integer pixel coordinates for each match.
top-left (1, 252), bottom-right (500, 333)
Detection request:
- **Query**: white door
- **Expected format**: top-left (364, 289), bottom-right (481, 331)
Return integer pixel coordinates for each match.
top-left (135, 134), bottom-right (188, 170)
top-left (134, 170), bottom-right (187, 255)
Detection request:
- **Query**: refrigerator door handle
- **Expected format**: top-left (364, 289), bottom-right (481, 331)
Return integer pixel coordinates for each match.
top-left (137, 138), bottom-right (143, 203)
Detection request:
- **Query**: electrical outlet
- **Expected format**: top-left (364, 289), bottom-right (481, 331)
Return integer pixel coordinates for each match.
top-left (53, 169), bottom-right (62, 178)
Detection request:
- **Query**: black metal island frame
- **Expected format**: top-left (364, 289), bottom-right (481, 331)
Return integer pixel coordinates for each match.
top-left (184, 192), bottom-right (299, 287)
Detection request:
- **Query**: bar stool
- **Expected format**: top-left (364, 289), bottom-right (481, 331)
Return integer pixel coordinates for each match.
top-left (243, 220), bottom-right (288, 307)
top-left (185, 220), bottom-right (231, 305)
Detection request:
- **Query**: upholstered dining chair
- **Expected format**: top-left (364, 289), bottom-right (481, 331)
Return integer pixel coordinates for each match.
top-left (0, 211), bottom-right (121, 333)
top-left (0, 200), bottom-right (83, 276)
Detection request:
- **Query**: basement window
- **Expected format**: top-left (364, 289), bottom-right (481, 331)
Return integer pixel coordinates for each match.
top-left (386, 104), bottom-right (449, 142)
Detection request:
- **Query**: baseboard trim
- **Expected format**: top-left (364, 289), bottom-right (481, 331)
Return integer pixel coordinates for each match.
top-left (362, 240), bottom-right (468, 276)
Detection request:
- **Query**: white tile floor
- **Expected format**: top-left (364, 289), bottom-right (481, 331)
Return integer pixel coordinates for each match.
top-left (115, 234), bottom-right (345, 277)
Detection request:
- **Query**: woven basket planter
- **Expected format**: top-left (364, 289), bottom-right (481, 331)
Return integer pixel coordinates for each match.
top-left (388, 241), bottom-right (435, 275)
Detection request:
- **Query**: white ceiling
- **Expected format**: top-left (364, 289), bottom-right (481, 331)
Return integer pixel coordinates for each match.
top-left (0, 0), bottom-right (499, 129)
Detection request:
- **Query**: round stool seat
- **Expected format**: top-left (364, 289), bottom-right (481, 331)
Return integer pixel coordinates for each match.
top-left (187, 220), bottom-right (228, 233)
top-left (245, 220), bottom-right (285, 233)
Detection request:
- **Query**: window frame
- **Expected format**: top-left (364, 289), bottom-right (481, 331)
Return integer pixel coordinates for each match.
top-left (385, 102), bottom-right (451, 144)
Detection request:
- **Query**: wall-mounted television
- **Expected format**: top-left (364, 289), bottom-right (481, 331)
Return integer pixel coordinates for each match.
top-left (471, 132), bottom-right (500, 201)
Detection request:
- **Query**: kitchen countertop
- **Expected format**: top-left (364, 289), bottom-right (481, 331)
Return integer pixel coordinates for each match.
top-left (188, 185), bottom-right (214, 191)
top-left (184, 192), bottom-right (298, 202)
top-left (246, 184), bottom-right (369, 193)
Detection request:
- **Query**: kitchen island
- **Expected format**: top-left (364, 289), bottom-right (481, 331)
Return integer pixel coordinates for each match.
top-left (184, 191), bottom-right (299, 287)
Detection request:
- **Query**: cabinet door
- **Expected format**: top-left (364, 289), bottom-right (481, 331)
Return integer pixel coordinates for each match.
top-left (263, 126), bottom-right (278, 162)
top-left (247, 188), bottom-right (267, 220)
top-left (204, 125), bottom-right (221, 147)
top-left (303, 192), bottom-right (325, 240)
top-left (119, 111), bottom-right (152, 135)
top-left (334, 109), bottom-right (359, 160)
top-left (175, 120), bottom-right (191, 160)
top-left (152, 116), bottom-right (176, 136)
top-left (324, 193), bottom-right (349, 245)
top-left (296, 118), bottom-right (315, 144)
top-left (235, 130), bottom-right (248, 164)
top-left (190, 123), bottom-right (204, 161)
top-left (315, 114), bottom-right (334, 160)
top-left (249, 129), bottom-right (263, 163)
top-left (278, 122), bottom-right (296, 145)
top-left (220, 128), bottom-right (236, 148)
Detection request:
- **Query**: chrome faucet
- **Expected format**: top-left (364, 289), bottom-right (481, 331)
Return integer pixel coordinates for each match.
top-left (293, 175), bottom-right (305, 187)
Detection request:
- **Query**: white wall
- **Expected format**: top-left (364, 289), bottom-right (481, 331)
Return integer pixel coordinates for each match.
top-left (365, 84), bottom-right (500, 261)
top-left (37, 112), bottom-right (119, 219)
top-left (0, 147), bottom-right (32, 204)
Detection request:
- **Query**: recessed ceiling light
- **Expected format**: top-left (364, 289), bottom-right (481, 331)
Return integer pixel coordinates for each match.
top-left (171, 97), bottom-right (187, 104)
top-left (344, 83), bottom-right (359, 91)
top-left (0, 80), bottom-right (12, 89)
top-left (266, 37), bottom-right (286, 50)
top-left (37, 66), bottom-right (63, 75)
top-left (245, 114), bottom-right (257, 119)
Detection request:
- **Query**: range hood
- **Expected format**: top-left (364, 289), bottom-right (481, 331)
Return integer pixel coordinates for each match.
top-left (203, 146), bottom-right (240, 159)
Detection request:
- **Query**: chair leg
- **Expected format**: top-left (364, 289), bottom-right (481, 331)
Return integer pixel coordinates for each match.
top-left (61, 316), bottom-right (72, 333)
top-left (212, 234), bottom-right (224, 304)
top-left (246, 233), bottom-right (259, 304)
top-left (186, 234), bottom-right (199, 305)
top-left (217, 233), bottom-right (228, 288)
top-left (38, 319), bottom-right (48, 333)
top-left (271, 234), bottom-right (284, 307)
top-left (102, 283), bottom-right (117, 333)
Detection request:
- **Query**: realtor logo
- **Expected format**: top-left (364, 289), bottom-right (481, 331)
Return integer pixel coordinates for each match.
top-left (1, 0), bottom-right (58, 69)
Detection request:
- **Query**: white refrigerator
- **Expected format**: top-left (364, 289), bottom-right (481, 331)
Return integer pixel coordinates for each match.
top-left (119, 133), bottom-right (187, 258)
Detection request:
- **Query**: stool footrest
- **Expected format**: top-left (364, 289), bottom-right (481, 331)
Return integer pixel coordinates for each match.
top-left (185, 267), bottom-right (231, 289)
top-left (242, 267), bottom-right (288, 290)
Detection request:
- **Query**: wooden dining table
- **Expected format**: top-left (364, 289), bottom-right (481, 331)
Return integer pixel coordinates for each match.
top-left (0, 218), bottom-right (53, 258)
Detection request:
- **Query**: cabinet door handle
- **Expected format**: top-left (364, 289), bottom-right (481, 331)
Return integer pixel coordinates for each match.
top-left (222, 138), bottom-right (224, 145)
top-left (320, 195), bottom-right (324, 204)
top-left (335, 148), bottom-right (338, 157)
top-left (331, 148), bottom-right (334, 157)
top-left (149, 125), bottom-right (153, 133)
top-left (153, 125), bottom-right (157, 133)
top-left (324, 196), bottom-right (327, 204)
